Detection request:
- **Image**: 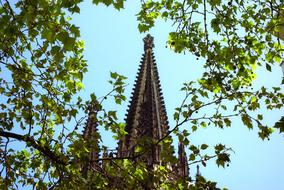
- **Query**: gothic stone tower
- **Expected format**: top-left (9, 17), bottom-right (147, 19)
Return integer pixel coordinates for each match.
top-left (117, 34), bottom-right (189, 177)
top-left (83, 35), bottom-right (189, 185)
top-left (117, 34), bottom-right (171, 166)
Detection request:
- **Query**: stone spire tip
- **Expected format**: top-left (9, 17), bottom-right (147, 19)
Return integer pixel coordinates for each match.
top-left (143, 34), bottom-right (154, 51)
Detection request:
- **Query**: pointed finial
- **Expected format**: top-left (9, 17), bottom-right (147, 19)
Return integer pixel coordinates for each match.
top-left (280, 61), bottom-right (284, 76)
top-left (143, 34), bottom-right (154, 51)
top-left (178, 141), bottom-right (184, 154)
top-left (196, 165), bottom-right (201, 176)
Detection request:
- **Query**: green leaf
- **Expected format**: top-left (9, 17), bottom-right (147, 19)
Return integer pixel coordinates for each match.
top-left (115, 98), bottom-right (121, 104)
top-left (215, 144), bottom-right (225, 153)
top-left (241, 114), bottom-right (253, 129)
top-left (173, 112), bottom-right (179, 121)
top-left (265, 63), bottom-right (271, 72)
top-left (200, 144), bottom-right (208, 150)
top-left (192, 125), bottom-right (197, 132)
top-left (224, 118), bottom-right (231, 127)
top-left (161, 11), bottom-right (168, 18)
top-left (216, 153), bottom-right (230, 168)
top-left (114, 0), bottom-right (124, 10)
top-left (41, 28), bottom-right (54, 42)
top-left (257, 114), bottom-right (263, 121)
top-left (189, 153), bottom-right (195, 161)
top-left (192, 3), bottom-right (198, 9)
top-left (110, 72), bottom-right (118, 79)
top-left (57, 31), bottom-right (75, 51)
top-left (200, 121), bottom-right (207, 128)
top-left (211, 0), bottom-right (221, 6)
top-left (274, 117), bottom-right (284, 133)
top-left (138, 23), bottom-right (149, 33)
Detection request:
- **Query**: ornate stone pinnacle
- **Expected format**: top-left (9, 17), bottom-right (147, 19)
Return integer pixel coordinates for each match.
top-left (143, 34), bottom-right (154, 51)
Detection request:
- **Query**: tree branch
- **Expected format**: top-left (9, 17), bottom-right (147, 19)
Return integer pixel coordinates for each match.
top-left (0, 131), bottom-right (67, 166)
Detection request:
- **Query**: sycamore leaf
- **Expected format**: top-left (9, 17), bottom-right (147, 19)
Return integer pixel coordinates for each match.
top-left (274, 117), bottom-right (284, 133)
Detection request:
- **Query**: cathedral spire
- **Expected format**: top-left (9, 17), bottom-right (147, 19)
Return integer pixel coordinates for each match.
top-left (117, 34), bottom-right (171, 166)
top-left (178, 141), bottom-right (189, 179)
top-left (82, 99), bottom-right (100, 176)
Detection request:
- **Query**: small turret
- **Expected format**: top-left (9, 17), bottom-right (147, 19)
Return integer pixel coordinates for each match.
top-left (178, 141), bottom-right (189, 180)
top-left (82, 99), bottom-right (100, 176)
top-left (196, 165), bottom-right (201, 176)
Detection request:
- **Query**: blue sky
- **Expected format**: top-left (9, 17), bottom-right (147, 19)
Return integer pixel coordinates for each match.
top-left (71, 1), bottom-right (284, 189)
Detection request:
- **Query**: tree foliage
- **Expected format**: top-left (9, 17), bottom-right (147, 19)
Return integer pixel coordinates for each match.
top-left (138, 0), bottom-right (283, 138)
top-left (0, 0), bottom-right (283, 189)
